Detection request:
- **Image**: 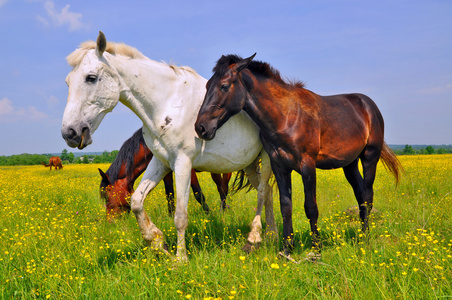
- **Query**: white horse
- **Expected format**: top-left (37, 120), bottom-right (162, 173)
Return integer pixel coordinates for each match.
top-left (62, 31), bottom-right (276, 261)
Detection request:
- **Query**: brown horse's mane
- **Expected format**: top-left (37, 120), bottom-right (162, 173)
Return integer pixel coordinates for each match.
top-left (106, 128), bottom-right (146, 184)
top-left (213, 55), bottom-right (305, 89)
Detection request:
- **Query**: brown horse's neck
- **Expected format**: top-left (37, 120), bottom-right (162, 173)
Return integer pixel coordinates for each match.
top-left (115, 142), bottom-right (152, 192)
top-left (132, 143), bottom-right (152, 180)
top-left (242, 71), bottom-right (319, 136)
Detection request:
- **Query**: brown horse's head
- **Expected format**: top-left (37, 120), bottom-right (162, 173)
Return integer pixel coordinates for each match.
top-left (195, 53), bottom-right (256, 140)
top-left (99, 168), bottom-right (131, 219)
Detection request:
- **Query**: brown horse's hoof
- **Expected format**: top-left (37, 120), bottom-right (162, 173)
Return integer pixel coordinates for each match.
top-left (241, 242), bottom-right (260, 254)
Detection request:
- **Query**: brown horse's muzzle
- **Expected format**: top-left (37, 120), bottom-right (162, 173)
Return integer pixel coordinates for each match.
top-left (194, 114), bottom-right (219, 141)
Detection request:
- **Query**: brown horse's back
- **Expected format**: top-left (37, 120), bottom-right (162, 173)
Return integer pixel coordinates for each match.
top-left (43, 156), bottom-right (63, 170)
top-left (311, 93), bottom-right (383, 169)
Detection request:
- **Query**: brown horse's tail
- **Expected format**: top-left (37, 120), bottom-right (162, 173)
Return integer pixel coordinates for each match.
top-left (380, 142), bottom-right (403, 185)
top-left (41, 162), bottom-right (50, 167)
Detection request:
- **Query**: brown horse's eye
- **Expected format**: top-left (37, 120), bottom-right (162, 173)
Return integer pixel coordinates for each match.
top-left (220, 84), bottom-right (230, 93)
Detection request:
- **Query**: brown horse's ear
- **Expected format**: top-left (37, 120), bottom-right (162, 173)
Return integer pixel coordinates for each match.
top-left (98, 168), bottom-right (110, 185)
top-left (96, 31), bottom-right (107, 57)
top-left (235, 53), bottom-right (256, 74)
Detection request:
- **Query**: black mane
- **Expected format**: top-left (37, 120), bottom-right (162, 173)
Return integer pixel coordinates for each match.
top-left (105, 128), bottom-right (145, 184)
top-left (213, 54), bottom-right (304, 88)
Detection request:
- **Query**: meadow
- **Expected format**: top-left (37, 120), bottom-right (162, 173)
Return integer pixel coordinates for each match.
top-left (1, 155), bottom-right (451, 299)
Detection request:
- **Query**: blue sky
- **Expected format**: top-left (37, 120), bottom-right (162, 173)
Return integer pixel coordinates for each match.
top-left (1, 0), bottom-right (451, 156)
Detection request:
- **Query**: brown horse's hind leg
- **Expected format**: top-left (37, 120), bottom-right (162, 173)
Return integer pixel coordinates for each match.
top-left (210, 173), bottom-right (230, 209)
top-left (359, 147), bottom-right (380, 232)
top-left (190, 170), bottom-right (210, 214)
top-left (163, 172), bottom-right (175, 216)
top-left (343, 159), bottom-right (366, 222)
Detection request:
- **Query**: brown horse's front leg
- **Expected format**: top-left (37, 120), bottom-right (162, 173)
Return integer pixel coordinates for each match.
top-left (272, 164), bottom-right (294, 256)
top-left (301, 162), bottom-right (320, 253)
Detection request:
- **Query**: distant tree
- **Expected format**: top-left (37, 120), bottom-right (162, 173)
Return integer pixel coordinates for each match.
top-left (111, 150), bottom-right (119, 161)
top-left (82, 155), bottom-right (90, 164)
top-left (402, 145), bottom-right (416, 155)
top-left (61, 149), bottom-right (69, 161)
top-left (68, 152), bottom-right (75, 163)
top-left (425, 146), bottom-right (435, 154)
top-left (437, 148), bottom-right (445, 154)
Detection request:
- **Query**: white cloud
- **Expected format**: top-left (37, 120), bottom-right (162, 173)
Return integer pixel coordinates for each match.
top-left (0, 97), bottom-right (14, 115)
top-left (418, 84), bottom-right (452, 95)
top-left (37, 1), bottom-right (88, 31)
top-left (0, 0), bottom-right (9, 8)
top-left (46, 95), bottom-right (59, 108)
top-left (0, 98), bottom-right (48, 123)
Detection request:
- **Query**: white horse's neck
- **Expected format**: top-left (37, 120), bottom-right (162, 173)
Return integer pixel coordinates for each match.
top-left (105, 53), bottom-right (206, 138)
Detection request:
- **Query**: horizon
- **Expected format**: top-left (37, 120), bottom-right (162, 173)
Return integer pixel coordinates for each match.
top-left (1, 1), bottom-right (451, 156)
top-left (4, 144), bottom-right (452, 158)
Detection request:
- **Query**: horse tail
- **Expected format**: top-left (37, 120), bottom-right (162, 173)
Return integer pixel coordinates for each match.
top-left (380, 142), bottom-right (403, 185)
top-left (41, 162), bottom-right (50, 167)
top-left (230, 170), bottom-right (255, 195)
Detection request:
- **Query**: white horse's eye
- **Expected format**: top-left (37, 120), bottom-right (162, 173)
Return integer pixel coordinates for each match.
top-left (86, 74), bottom-right (97, 83)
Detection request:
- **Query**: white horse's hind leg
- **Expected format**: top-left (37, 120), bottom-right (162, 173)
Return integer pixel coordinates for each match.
top-left (242, 151), bottom-right (277, 253)
top-left (173, 155), bottom-right (193, 262)
top-left (131, 157), bottom-right (171, 254)
top-left (240, 155), bottom-right (262, 252)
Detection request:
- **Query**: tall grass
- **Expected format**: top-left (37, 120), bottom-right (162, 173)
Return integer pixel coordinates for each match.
top-left (1, 155), bottom-right (451, 299)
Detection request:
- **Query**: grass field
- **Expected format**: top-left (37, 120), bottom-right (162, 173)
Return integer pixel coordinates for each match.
top-left (1, 155), bottom-right (451, 299)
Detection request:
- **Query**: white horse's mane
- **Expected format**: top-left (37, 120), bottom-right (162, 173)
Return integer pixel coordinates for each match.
top-left (66, 40), bottom-right (197, 75)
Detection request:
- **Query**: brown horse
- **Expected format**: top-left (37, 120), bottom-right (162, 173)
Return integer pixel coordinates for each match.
top-left (99, 128), bottom-right (232, 219)
top-left (41, 156), bottom-right (63, 170)
top-left (195, 54), bottom-right (402, 258)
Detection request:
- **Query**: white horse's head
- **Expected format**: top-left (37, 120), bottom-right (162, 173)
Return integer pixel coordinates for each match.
top-left (62, 31), bottom-right (120, 149)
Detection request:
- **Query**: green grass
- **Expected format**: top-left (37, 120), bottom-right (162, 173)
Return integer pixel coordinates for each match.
top-left (0, 155), bottom-right (451, 299)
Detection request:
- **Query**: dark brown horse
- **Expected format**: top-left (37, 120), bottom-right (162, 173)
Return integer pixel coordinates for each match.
top-left (195, 54), bottom-right (402, 258)
top-left (99, 128), bottom-right (232, 219)
top-left (41, 156), bottom-right (63, 170)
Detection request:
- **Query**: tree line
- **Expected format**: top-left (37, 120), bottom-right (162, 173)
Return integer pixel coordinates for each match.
top-left (1, 145), bottom-right (450, 166)
top-left (394, 145), bottom-right (452, 155)
top-left (0, 149), bottom-right (119, 166)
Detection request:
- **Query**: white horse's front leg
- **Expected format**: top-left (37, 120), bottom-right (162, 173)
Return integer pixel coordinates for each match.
top-left (131, 157), bottom-right (171, 254)
top-left (173, 155), bottom-right (193, 262)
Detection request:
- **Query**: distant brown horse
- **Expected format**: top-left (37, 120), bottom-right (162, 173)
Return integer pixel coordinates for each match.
top-left (41, 156), bottom-right (63, 170)
top-left (195, 54), bottom-right (402, 258)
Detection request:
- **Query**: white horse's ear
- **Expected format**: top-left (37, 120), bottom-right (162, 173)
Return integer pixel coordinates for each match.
top-left (96, 31), bottom-right (107, 57)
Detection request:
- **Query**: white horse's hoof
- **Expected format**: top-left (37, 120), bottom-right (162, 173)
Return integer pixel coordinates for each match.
top-left (242, 241), bottom-right (261, 254)
top-left (304, 252), bottom-right (322, 262)
top-left (278, 251), bottom-right (300, 264)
